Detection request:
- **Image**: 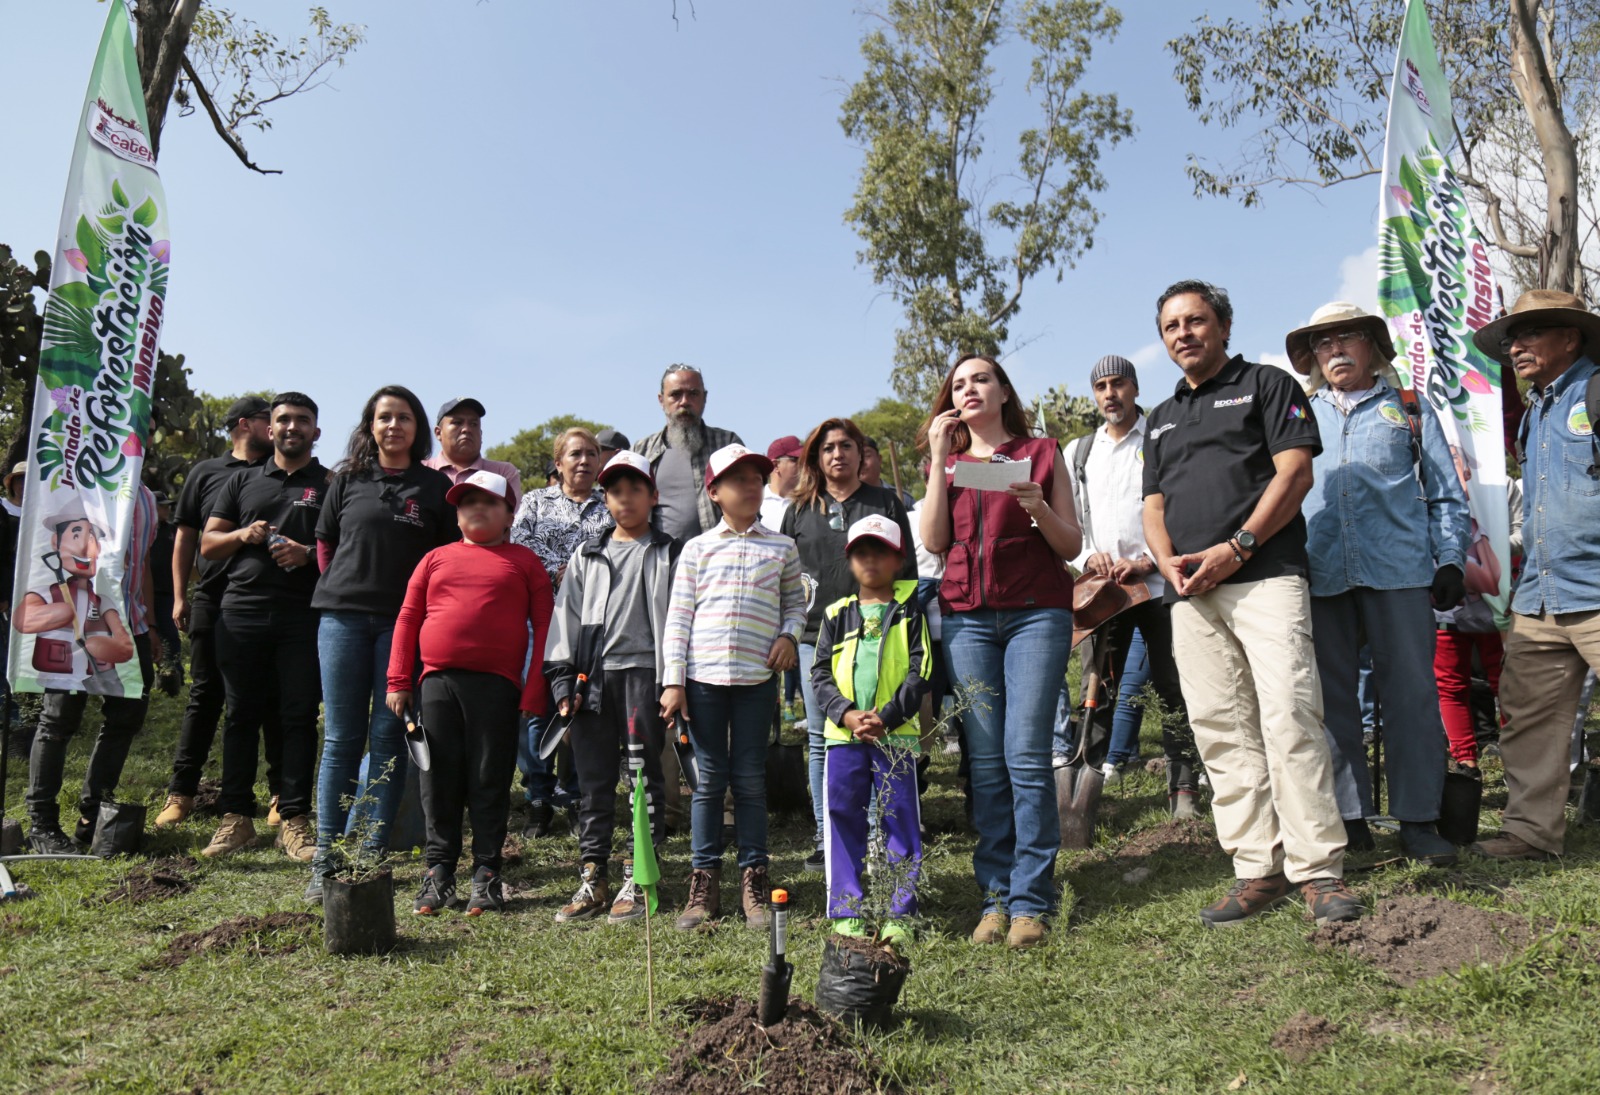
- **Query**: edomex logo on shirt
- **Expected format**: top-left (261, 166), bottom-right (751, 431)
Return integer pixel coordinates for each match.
top-left (1213, 395), bottom-right (1253, 408)
top-left (1570, 401), bottom-right (1592, 437)
top-left (295, 488), bottom-right (321, 507)
top-left (1287, 403), bottom-right (1308, 421)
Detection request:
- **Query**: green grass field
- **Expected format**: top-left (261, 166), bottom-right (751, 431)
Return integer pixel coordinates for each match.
top-left (4, 680), bottom-right (1600, 1094)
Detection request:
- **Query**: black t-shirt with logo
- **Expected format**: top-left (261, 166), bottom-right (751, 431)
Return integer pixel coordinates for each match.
top-left (1142, 356), bottom-right (1322, 602)
top-left (174, 453), bottom-right (266, 605)
top-left (210, 458), bottom-right (330, 612)
top-left (311, 463), bottom-right (457, 617)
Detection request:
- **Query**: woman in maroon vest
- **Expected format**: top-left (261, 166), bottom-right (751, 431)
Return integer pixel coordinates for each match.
top-left (920, 354), bottom-right (1080, 950)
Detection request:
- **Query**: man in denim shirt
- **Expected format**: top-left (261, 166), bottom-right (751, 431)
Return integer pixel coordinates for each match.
top-left (1469, 290), bottom-right (1600, 860)
top-left (1291, 303), bottom-right (1468, 865)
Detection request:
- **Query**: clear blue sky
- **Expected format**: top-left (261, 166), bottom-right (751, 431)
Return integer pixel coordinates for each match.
top-left (4, 1), bottom-right (1383, 461)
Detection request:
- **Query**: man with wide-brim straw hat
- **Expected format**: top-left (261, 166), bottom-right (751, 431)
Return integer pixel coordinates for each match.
top-left (1287, 301), bottom-right (1469, 867)
top-left (1465, 289), bottom-right (1600, 862)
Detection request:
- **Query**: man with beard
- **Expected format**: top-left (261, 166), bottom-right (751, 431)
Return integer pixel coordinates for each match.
top-left (1061, 355), bottom-right (1203, 816)
top-left (635, 366), bottom-right (744, 540)
top-left (199, 394), bottom-right (328, 862)
top-left (155, 396), bottom-right (280, 829)
top-left (1289, 302), bottom-right (1467, 865)
top-left (1469, 290), bottom-right (1600, 860)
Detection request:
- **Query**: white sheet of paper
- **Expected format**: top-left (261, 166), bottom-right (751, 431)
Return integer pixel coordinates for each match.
top-left (952, 458), bottom-right (1033, 492)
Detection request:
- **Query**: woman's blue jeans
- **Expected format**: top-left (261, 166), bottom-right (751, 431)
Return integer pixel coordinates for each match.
top-left (1106, 626), bottom-right (1150, 767)
top-left (943, 606), bottom-right (1072, 919)
top-left (315, 610), bottom-right (408, 858)
top-left (687, 677), bottom-right (776, 870)
top-left (798, 642), bottom-right (827, 848)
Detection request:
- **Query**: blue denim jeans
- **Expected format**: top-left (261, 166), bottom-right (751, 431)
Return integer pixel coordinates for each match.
top-left (798, 642), bottom-right (827, 847)
top-left (514, 627), bottom-right (577, 808)
top-left (687, 677), bottom-right (777, 870)
top-left (944, 606), bottom-right (1072, 919)
top-left (1106, 626), bottom-right (1150, 766)
top-left (315, 610), bottom-right (407, 858)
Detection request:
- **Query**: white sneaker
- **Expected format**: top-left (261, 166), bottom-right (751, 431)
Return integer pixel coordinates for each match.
top-left (1100, 762), bottom-right (1123, 786)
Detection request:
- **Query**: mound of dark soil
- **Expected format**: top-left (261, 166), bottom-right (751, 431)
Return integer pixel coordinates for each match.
top-left (191, 779), bottom-right (223, 816)
top-left (654, 996), bottom-right (899, 1095)
top-left (149, 912), bottom-right (318, 969)
top-left (1271, 1011), bottom-right (1340, 1062)
top-left (1115, 818), bottom-right (1219, 860)
top-left (89, 856), bottom-right (199, 906)
top-left (1313, 895), bottom-right (1536, 986)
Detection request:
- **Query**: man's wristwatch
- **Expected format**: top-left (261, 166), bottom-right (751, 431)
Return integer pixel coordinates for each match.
top-left (1232, 528), bottom-right (1258, 556)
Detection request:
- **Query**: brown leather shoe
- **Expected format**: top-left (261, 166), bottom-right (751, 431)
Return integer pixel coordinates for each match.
top-left (154, 793), bottom-right (193, 829)
top-left (971, 911), bottom-right (1009, 945)
top-left (276, 814), bottom-right (315, 862)
top-left (740, 865), bottom-right (771, 929)
top-left (1300, 876), bottom-right (1363, 926)
top-left (554, 862), bottom-right (610, 923)
top-left (1006, 915), bottom-right (1047, 950)
top-left (266, 794), bottom-right (282, 828)
top-left (1198, 873), bottom-right (1291, 928)
top-left (675, 867), bottom-right (721, 931)
top-left (1470, 832), bottom-right (1555, 861)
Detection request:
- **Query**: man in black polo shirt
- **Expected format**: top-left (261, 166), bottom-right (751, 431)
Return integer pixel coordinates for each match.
top-left (199, 393), bottom-right (328, 862)
top-left (155, 396), bottom-right (284, 830)
top-left (1142, 279), bottom-right (1360, 929)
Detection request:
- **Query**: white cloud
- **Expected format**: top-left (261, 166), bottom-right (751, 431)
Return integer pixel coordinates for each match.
top-left (1128, 340), bottom-right (1165, 367)
top-left (1334, 245), bottom-right (1381, 313)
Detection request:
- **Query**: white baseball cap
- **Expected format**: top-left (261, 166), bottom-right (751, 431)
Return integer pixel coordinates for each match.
top-left (445, 469), bottom-right (515, 510)
top-left (704, 443), bottom-right (774, 489)
top-left (846, 514), bottom-right (903, 553)
top-left (598, 450), bottom-right (655, 487)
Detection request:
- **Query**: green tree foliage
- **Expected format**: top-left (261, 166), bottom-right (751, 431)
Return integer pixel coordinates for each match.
top-left (1029, 383), bottom-right (1098, 446)
top-left (1168, 0), bottom-right (1598, 295)
top-left (0, 247), bottom-right (50, 469)
top-left (487, 414), bottom-right (611, 487)
top-left (841, 0), bottom-right (1133, 402)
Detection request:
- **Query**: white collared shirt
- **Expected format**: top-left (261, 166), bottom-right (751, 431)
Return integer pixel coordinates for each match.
top-left (1065, 414), bottom-right (1164, 598)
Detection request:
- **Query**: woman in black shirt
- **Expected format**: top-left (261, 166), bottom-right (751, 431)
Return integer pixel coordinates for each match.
top-left (307, 385), bottom-right (454, 897)
top-left (780, 417), bottom-right (916, 867)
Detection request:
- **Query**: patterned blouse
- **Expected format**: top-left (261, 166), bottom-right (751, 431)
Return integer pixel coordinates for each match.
top-left (509, 485), bottom-right (614, 583)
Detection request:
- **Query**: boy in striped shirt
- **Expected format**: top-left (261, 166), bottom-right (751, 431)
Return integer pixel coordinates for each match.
top-left (662, 444), bottom-right (806, 931)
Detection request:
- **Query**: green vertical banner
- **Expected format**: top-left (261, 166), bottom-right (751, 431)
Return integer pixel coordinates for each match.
top-left (8, 0), bottom-right (169, 697)
top-left (1377, 0), bottom-right (1510, 628)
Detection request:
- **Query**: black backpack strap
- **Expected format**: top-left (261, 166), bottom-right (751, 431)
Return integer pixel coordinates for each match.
top-left (1396, 386), bottom-right (1426, 490)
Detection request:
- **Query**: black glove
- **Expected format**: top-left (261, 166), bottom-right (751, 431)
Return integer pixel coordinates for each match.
top-left (1430, 564), bottom-right (1466, 610)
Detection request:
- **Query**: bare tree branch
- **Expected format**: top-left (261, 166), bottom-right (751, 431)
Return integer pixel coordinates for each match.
top-left (179, 54), bottom-right (282, 175)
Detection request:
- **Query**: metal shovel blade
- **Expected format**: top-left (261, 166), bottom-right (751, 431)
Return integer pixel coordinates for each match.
top-left (1056, 763), bottom-right (1105, 850)
top-left (404, 712), bottom-right (431, 772)
top-left (538, 713), bottom-right (573, 762)
top-left (674, 721), bottom-right (701, 793)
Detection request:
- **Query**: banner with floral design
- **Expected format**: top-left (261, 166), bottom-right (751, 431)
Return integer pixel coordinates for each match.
top-left (1377, 0), bottom-right (1510, 629)
top-left (8, 0), bottom-right (168, 696)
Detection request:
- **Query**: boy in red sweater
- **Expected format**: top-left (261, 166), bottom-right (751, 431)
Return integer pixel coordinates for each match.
top-left (387, 470), bottom-right (553, 916)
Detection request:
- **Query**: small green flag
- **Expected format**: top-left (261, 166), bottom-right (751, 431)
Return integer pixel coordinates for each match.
top-left (631, 773), bottom-right (660, 915)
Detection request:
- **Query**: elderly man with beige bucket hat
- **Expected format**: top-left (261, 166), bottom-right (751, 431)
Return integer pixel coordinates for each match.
top-left (1288, 302), bottom-right (1469, 866)
top-left (1468, 290), bottom-right (1600, 860)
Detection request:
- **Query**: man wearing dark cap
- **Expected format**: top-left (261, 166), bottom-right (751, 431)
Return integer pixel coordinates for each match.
top-left (425, 396), bottom-right (523, 505)
top-left (1469, 290), bottom-right (1600, 861)
top-left (155, 394), bottom-right (279, 829)
top-left (1061, 355), bottom-right (1202, 816)
top-left (860, 436), bottom-right (914, 508)
top-left (595, 428), bottom-right (631, 466)
top-left (761, 435), bottom-right (802, 530)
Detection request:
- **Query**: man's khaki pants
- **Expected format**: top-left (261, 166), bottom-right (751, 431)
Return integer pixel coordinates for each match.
top-left (1498, 609), bottom-right (1600, 854)
top-left (1171, 576), bottom-right (1346, 882)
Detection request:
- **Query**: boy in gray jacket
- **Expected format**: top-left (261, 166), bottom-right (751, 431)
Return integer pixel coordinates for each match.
top-left (545, 451), bottom-right (682, 924)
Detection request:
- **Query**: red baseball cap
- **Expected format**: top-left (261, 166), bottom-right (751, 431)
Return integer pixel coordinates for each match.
top-left (766, 435), bottom-right (803, 462)
top-left (704, 444), bottom-right (774, 489)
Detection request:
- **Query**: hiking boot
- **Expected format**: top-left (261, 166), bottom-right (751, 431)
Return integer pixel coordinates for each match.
top-left (1398, 821), bottom-right (1459, 866)
top-left (1007, 915), bottom-right (1047, 950)
top-left (1343, 817), bottom-right (1375, 852)
top-left (266, 794), bottom-right (282, 828)
top-left (555, 862), bottom-right (610, 923)
top-left (276, 815), bottom-right (315, 862)
top-left (741, 865), bottom-right (771, 930)
top-left (26, 825), bottom-right (78, 856)
top-left (972, 911), bottom-right (1009, 945)
top-left (1300, 877), bottom-right (1363, 926)
top-left (608, 864), bottom-right (648, 924)
top-left (1198, 873), bottom-right (1292, 928)
top-left (466, 866), bottom-right (506, 916)
top-left (675, 867), bottom-right (721, 931)
top-left (202, 813), bottom-right (257, 858)
top-left (414, 866), bottom-right (457, 915)
top-left (1169, 790), bottom-right (1200, 820)
top-left (803, 847), bottom-right (826, 872)
top-left (1469, 832), bottom-right (1554, 861)
top-left (524, 799), bottom-right (555, 840)
top-left (155, 794), bottom-right (193, 829)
